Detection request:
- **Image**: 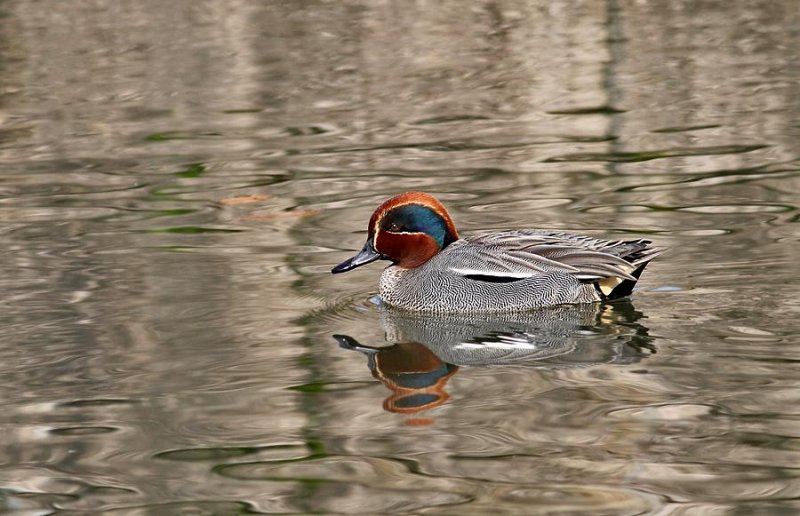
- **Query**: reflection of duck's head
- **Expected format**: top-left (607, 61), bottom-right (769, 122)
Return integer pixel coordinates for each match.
top-left (334, 335), bottom-right (458, 415)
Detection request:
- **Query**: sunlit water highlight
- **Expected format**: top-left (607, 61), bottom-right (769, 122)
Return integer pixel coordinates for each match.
top-left (1, 1), bottom-right (799, 514)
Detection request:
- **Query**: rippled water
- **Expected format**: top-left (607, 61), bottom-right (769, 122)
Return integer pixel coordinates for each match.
top-left (1, 1), bottom-right (799, 514)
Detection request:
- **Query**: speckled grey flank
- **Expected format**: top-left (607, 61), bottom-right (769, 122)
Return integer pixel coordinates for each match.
top-left (378, 229), bottom-right (662, 312)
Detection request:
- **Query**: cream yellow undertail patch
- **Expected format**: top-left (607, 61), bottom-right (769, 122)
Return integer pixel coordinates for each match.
top-left (597, 276), bottom-right (624, 296)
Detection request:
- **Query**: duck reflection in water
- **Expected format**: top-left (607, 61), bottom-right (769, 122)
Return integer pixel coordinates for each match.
top-left (334, 336), bottom-right (459, 414)
top-left (334, 300), bottom-right (654, 416)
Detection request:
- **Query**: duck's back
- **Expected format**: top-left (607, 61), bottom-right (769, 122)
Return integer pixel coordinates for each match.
top-left (378, 229), bottom-right (663, 312)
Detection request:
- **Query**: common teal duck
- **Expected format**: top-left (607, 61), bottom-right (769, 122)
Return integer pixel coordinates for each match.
top-left (331, 192), bottom-right (663, 312)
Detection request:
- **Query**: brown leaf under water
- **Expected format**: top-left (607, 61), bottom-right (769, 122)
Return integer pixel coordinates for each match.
top-left (240, 209), bottom-right (322, 222)
top-left (218, 194), bottom-right (272, 206)
top-left (404, 417), bottom-right (435, 426)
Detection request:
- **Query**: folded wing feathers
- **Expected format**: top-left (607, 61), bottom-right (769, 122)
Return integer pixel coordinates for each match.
top-left (574, 265), bottom-right (637, 282)
top-left (503, 248), bottom-right (581, 273)
top-left (454, 231), bottom-right (658, 282)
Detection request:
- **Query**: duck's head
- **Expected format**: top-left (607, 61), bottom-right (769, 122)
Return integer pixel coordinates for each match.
top-left (331, 192), bottom-right (459, 273)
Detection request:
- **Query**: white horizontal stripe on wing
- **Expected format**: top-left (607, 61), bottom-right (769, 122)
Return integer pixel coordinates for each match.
top-left (449, 268), bottom-right (534, 279)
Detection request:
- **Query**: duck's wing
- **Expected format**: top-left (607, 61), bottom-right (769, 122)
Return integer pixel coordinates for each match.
top-left (445, 230), bottom-right (664, 285)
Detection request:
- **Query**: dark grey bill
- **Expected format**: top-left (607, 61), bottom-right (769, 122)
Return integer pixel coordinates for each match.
top-left (331, 239), bottom-right (383, 273)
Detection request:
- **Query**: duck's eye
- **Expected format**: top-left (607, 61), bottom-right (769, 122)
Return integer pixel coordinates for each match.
top-left (386, 222), bottom-right (401, 232)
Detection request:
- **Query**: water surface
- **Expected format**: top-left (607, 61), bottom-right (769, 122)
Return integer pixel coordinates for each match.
top-left (1, 1), bottom-right (799, 514)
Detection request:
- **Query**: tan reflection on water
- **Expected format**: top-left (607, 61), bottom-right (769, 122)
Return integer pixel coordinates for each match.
top-left (0, 0), bottom-right (798, 513)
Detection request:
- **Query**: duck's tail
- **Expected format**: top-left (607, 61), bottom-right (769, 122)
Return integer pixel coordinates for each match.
top-left (596, 242), bottom-right (665, 300)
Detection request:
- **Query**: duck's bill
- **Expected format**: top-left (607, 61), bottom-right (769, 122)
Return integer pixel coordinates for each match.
top-left (331, 239), bottom-right (383, 273)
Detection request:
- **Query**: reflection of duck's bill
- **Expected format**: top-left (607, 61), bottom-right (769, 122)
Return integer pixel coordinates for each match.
top-left (333, 334), bottom-right (380, 354)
